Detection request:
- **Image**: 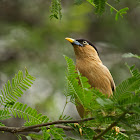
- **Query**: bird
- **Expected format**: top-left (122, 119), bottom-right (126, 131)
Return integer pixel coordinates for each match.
top-left (65, 37), bottom-right (116, 118)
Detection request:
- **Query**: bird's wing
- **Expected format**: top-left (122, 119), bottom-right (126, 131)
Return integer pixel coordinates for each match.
top-left (104, 66), bottom-right (116, 92)
top-left (110, 76), bottom-right (116, 92)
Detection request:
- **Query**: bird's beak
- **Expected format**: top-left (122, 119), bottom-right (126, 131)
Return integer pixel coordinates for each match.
top-left (65, 37), bottom-right (83, 47)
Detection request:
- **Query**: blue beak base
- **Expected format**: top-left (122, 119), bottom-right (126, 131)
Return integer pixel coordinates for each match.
top-left (72, 41), bottom-right (83, 47)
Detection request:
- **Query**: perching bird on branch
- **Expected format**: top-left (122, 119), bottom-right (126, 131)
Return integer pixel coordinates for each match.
top-left (65, 37), bottom-right (116, 118)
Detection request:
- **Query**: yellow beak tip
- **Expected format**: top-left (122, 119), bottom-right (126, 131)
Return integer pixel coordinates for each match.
top-left (65, 37), bottom-right (75, 43)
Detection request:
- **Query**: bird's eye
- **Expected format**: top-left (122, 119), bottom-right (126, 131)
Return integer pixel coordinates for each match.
top-left (83, 41), bottom-right (88, 45)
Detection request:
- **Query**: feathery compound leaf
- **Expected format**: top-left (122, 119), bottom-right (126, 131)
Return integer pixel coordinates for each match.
top-left (0, 109), bottom-right (11, 120)
top-left (16, 135), bottom-right (22, 140)
top-left (115, 7), bottom-right (129, 20)
top-left (82, 127), bottom-right (95, 139)
top-left (0, 122), bottom-right (5, 126)
top-left (64, 55), bottom-right (76, 76)
top-left (86, 0), bottom-right (96, 7)
top-left (50, 0), bottom-right (62, 20)
top-left (126, 64), bottom-right (140, 81)
top-left (5, 102), bottom-right (49, 126)
top-left (76, 70), bottom-right (101, 111)
top-left (60, 115), bottom-right (72, 120)
top-left (0, 70), bottom-right (35, 106)
top-left (93, 0), bottom-right (106, 15)
top-left (64, 55), bottom-right (88, 107)
top-left (42, 127), bottom-right (51, 140)
top-left (113, 76), bottom-right (140, 102)
top-left (110, 7), bottom-right (114, 14)
top-left (50, 125), bottom-right (66, 139)
top-left (126, 114), bottom-right (140, 125)
top-left (104, 129), bottom-right (129, 140)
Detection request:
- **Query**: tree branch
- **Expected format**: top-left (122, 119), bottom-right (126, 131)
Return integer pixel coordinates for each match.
top-left (0, 117), bottom-right (94, 133)
top-left (0, 116), bottom-right (138, 137)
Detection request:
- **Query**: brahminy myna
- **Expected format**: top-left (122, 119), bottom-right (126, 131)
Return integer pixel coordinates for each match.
top-left (65, 37), bottom-right (116, 118)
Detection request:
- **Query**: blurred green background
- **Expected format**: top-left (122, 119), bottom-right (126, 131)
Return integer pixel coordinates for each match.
top-left (0, 0), bottom-right (140, 139)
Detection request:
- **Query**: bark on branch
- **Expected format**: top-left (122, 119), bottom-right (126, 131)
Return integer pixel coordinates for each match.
top-left (0, 117), bottom-right (95, 133)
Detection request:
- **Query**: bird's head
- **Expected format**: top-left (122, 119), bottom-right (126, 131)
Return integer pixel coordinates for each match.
top-left (65, 37), bottom-right (100, 60)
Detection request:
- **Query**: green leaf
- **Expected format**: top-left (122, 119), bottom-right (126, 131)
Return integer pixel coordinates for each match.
top-left (115, 7), bottom-right (129, 20)
top-left (50, 126), bottom-right (66, 139)
top-left (119, 7), bottom-right (129, 13)
top-left (86, 0), bottom-right (96, 7)
top-left (25, 136), bottom-right (32, 140)
top-left (82, 127), bottom-right (95, 139)
top-left (87, 0), bottom-right (93, 3)
top-left (113, 76), bottom-right (140, 102)
top-left (115, 11), bottom-right (120, 21)
top-left (0, 70), bottom-right (35, 106)
top-left (0, 122), bottom-right (5, 126)
top-left (93, 0), bottom-right (106, 15)
top-left (42, 127), bottom-right (50, 140)
top-left (110, 7), bottom-right (113, 14)
top-left (16, 135), bottom-right (22, 140)
top-left (28, 134), bottom-right (43, 140)
top-left (50, 0), bottom-right (62, 20)
top-left (0, 109), bottom-right (11, 120)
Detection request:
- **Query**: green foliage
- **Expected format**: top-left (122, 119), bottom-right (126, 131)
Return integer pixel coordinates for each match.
top-left (115, 7), bottom-right (129, 21)
top-left (28, 134), bottom-right (43, 140)
top-left (64, 55), bottom-right (114, 118)
top-left (0, 54), bottom-right (140, 139)
top-left (87, 0), bottom-right (129, 19)
top-left (104, 130), bottom-right (129, 139)
top-left (0, 122), bottom-right (5, 126)
top-left (63, 54), bottom-right (140, 139)
top-left (50, 0), bottom-right (62, 20)
top-left (16, 135), bottom-right (22, 140)
top-left (59, 114), bottom-right (72, 120)
top-left (93, 0), bottom-right (106, 15)
top-left (0, 109), bottom-right (11, 121)
top-left (49, 0), bottom-right (129, 20)
top-left (63, 57), bottom-right (89, 109)
top-left (0, 69), bottom-right (35, 106)
top-left (5, 102), bottom-right (49, 126)
top-left (0, 69), bottom-right (65, 140)
top-left (49, 125), bottom-right (66, 139)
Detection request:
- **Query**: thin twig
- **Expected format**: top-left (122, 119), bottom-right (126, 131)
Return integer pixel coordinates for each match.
top-left (86, 0), bottom-right (119, 13)
top-left (86, 0), bottom-right (96, 7)
top-left (59, 98), bottom-right (68, 120)
top-left (105, 2), bottom-right (119, 13)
